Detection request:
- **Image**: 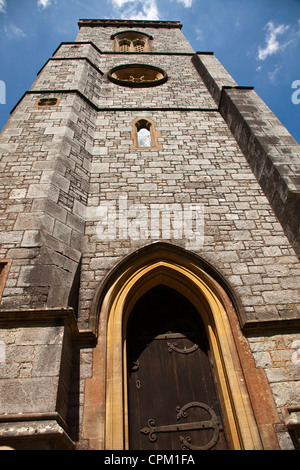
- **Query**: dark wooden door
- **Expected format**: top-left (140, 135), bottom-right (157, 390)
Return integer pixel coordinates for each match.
top-left (126, 285), bottom-right (229, 450)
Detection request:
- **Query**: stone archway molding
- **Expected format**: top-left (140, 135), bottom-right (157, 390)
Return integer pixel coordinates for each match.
top-left (82, 242), bottom-right (278, 450)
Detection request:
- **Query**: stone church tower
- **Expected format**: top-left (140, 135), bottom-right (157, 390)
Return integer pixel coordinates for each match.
top-left (0, 19), bottom-right (299, 451)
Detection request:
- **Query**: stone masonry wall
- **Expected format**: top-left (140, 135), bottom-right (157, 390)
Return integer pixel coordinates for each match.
top-left (0, 324), bottom-right (65, 415)
top-left (220, 87), bottom-right (300, 256)
top-left (0, 89), bottom-right (96, 310)
top-left (0, 310), bottom-right (75, 449)
top-left (248, 331), bottom-right (300, 449)
top-left (76, 21), bottom-right (194, 53)
top-left (49, 44), bottom-right (217, 110)
top-left (0, 20), bottom-right (299, 449)
top-left (78, 110), bottom-right (300, 331)
top-left (194, 53), bottom-right (300, 256)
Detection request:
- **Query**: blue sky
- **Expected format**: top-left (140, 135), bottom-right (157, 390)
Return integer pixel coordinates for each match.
top-left (0, 0), bottom-right (299, 143)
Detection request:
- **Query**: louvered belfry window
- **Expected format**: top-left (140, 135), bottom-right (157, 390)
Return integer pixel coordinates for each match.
top-left (119, 40), bottom-right (131, 52)
top-left (133, 40), bottom-right (145, 52)
top-left (114, 31), bottom-right (152, 52)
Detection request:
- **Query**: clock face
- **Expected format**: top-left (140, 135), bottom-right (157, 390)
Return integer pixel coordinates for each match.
top-left (108, 64), bottom-right (168, 87)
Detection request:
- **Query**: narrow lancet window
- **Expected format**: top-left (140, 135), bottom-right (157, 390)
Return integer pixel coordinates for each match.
top-left (130, 117), bottom-right (162, 150)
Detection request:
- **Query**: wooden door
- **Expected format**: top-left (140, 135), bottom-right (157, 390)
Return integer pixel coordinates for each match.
top-left (126, 285), bottom-right (229, 450)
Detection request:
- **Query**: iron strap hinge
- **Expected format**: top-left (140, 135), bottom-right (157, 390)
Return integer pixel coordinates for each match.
top-left (140, 401), bottom-right (222, 450)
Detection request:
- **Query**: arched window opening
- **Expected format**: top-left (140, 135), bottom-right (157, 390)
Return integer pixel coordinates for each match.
top-left (133, 40), bottom-right (145, 52)
top-left (112, 31), bottom-right (152, 52)
top-left (119, 39), bottom-right (131, 53)
top-left (130, 117), bottom-right (162, 150)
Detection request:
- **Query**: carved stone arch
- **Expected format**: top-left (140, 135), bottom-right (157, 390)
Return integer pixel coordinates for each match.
top-left (130, 117), bottom-right (162, 150)
top-left (83, 242), bottom-right (280, 450)
top-left (111, 30), bottom-right (154, 40)
top-left (111, 30), bottom-right (153, 52)
top-left (88, 243), bottom-right (244, 335)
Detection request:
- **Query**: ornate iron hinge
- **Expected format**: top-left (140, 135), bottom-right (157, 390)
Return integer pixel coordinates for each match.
top-left (144, 332), bottom-right (199, 355)
top-left (140, 401), bottom-right (222, 450)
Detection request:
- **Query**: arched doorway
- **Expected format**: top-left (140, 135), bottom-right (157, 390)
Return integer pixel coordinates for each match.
top-left (83, 243), bottom-right (275, 450)
top-left (126, 284), bottom-right (229, 450)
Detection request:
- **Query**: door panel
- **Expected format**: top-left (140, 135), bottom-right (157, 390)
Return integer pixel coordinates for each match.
top-left (126, 285), bottom-right (229, 450)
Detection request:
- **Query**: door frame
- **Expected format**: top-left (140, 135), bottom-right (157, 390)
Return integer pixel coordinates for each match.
top-left (101, 249), bottom-right (262, 450)
top-left (82, 243), bottom-right (280, 450)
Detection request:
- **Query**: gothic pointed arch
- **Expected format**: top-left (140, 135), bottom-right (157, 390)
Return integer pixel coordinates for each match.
top-left (89, 242), bottom-right (244, 335)
top-left (83, 242), bottom-right (279, 450)
top-left (130, 117), bottom-right (163, 149)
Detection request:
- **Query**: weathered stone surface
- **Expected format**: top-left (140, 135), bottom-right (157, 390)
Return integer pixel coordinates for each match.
top-left (0, 18), bottom-right (299, 450)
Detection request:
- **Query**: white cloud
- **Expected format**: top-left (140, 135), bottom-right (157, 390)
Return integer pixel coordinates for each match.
top-left (176, 0), bottom-right (193, 7)
top-left (268, 65), bottom-right (281, 84)
top-left (37, 0), bottom-right (52, 9)
top-left (112, 0), bottom-right (136, 6)
top-left (0, 0), bottom-right (6, 14)
top-left (195, 27), bottom-right (203, 41)
top-left (4, 23), bottom-right (26, 40)
top-left (258, 21), bottom-right (290, 60)
top-left (111, 0), bottom-right (160, 21)
top-left (69, 0), bottom-right (99, 14)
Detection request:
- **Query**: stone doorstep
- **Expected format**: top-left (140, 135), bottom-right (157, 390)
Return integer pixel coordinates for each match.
top-left (0, 412), bottom-right (75, 450)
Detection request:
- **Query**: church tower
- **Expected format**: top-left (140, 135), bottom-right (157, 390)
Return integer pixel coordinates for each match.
top-left (0, 19), bottom-right (299, 450)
